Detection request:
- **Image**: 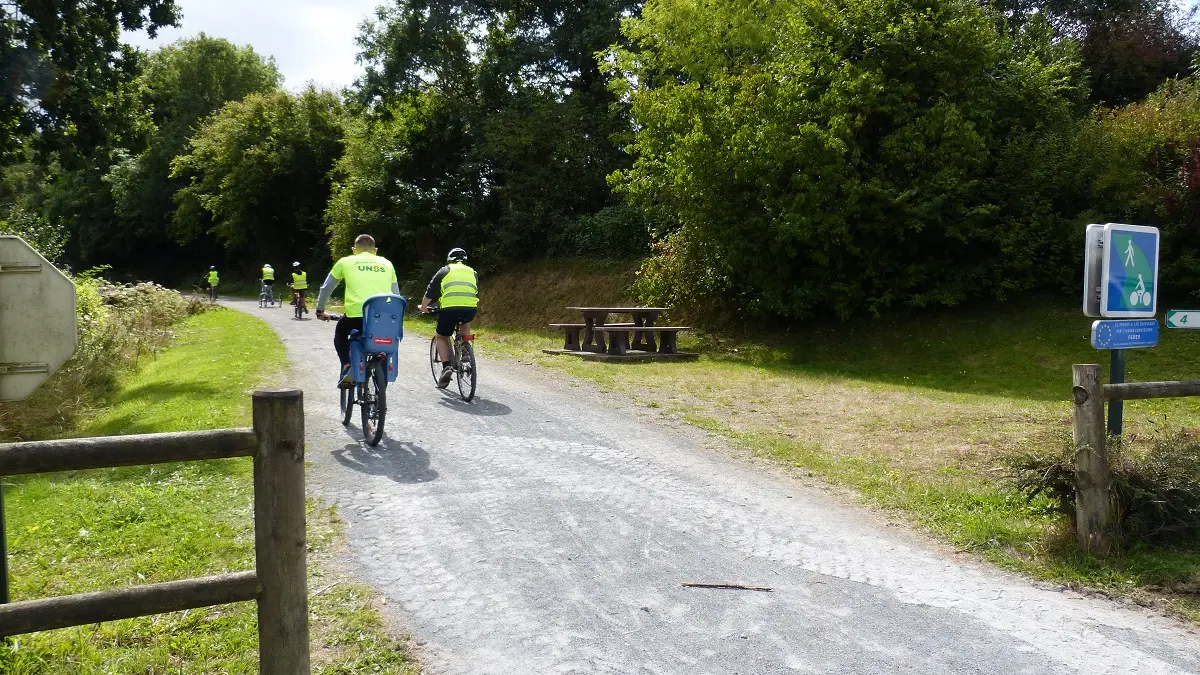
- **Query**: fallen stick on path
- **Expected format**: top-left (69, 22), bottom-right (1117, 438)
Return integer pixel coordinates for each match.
top-left (680, 582), bottom-right (773, 592)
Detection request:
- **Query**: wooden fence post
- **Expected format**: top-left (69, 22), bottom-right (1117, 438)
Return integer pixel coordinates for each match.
top-left (252, 389), bottom-right (309, 674)
top-left (1071, 364), bottom-right (1111, 554)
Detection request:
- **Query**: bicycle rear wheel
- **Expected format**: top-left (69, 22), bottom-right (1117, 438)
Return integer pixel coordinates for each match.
top-left (294, 299), bottom-right (302, 320)
top-left (362, 358), bottom-right (386, 446)
top-left (340, 380), bottom-right (354, 426)
top-left (456, 340), bottom-right (477, 402)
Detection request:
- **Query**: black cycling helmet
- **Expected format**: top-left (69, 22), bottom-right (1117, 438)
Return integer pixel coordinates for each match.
top-left (447, 247), bottom-right (468, 262)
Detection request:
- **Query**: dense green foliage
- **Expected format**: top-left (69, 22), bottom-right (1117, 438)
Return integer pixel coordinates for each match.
top-left (0, 0), bottom-right (178, 162)
top-left (173, 88), bottom-right (345, 276)
top-left (1077, 78), bottom-right (1200, 294)
top-left (3, 0), bottom-right (1200, 317)
top-left (330, 0), bottom-right (644, 270)
top-left (617, 0), bottom-right (1089, 319)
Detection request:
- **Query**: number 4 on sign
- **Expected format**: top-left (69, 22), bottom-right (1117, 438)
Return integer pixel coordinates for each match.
top-left (1165, 310), bottom-right (1200, 329)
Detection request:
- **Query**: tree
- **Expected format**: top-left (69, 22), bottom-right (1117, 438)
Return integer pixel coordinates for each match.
top-left (107, 35), bottom-right (282, 249)
top-left (345, 0), bottom-right (640, 263)
top-left (0, 0), bottom-right (179, 162)
top-left (614, 0), bottom-right (1089, 320)
top-left (172, 89), bottom-right (346, 276)
top-left (987, 0), bottom-right (1198, 104)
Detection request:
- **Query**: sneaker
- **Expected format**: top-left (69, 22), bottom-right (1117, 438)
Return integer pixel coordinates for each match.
top-left (437, 364), bottom-right (454, 388)
top-left (338, 365), bottom-right (353, 389)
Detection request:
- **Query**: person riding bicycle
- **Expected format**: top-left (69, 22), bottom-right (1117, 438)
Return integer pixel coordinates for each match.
top-left (206, 266), bottom-right (219, 299)
top-left (290, 261), bottom-right (308, 313)
top-left (261, 263), bottom-right (275, 304)
top-left (315, 234), bottom-right (400, 386)
top-left (418, 248), bottom-right (478, 388)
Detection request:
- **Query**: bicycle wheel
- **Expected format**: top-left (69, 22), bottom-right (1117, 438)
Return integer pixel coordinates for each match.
top-left (429, 337), bottom-right (442, 386)
top-left (295, 299), bottom-right (302, 320)
top-left (456, 339), bottom-right (477, 402)
top-left (362, 358), bottom-right (386, 446)
top-left (340, 379), bottom-right (354, 426)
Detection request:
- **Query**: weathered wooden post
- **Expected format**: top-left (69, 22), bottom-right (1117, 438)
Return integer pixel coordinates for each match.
top-left (252, 389), bottom-right (309, 674)
top-left (1071, 364), bottom-right (1110, 554)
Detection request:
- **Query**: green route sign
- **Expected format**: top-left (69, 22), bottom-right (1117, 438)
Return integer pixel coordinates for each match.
top-left (1083, 223), bottom-right (1160, 318)
top-left (1165, 310), bottom-right (1200, 329)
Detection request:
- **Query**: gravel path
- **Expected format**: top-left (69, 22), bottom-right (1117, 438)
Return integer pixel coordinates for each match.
top-left (232, 299), bottom-right (1200, 675)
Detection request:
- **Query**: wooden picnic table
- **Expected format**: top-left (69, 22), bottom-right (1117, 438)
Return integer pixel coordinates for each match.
top-left (566, 307), bottom-right (668, 353)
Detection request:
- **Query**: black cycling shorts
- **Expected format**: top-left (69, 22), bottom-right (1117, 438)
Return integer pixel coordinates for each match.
top-left (436, 307), bottom-right (477, 337)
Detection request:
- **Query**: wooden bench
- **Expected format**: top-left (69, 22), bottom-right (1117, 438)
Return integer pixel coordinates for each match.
top-left (550, 323), bottom-right (633, 352)
top-left (592, 326), bottom-right (690, 356)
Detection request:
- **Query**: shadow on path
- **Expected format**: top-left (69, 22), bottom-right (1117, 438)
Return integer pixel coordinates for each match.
top-left (436, 395), bottom-right (512, 417)
top-left (331, 437), bottom-right (439, 484)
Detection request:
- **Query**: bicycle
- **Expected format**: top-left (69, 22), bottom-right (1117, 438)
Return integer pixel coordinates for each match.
top-left (289, 284), bottom-right (308, 320)
top-left (208, 283), bottom-right (218, 302)
top-left (424, 305), bottom-right (477, 402)
top-left (259, 280), bottom-right (275, 308)
top-left (331, 295), bottom-right (405, 446)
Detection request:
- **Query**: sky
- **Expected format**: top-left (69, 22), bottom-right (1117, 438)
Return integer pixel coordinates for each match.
top-left (122, 0), bottom-right (384, 91)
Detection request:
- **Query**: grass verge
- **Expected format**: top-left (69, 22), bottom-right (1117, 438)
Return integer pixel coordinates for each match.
top-left (0, 308), bottom-right (416, 673)
top-left (429, 279), bottom-right (1200, 624)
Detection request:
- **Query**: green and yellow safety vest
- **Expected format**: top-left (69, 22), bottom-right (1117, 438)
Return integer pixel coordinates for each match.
top-left (440, 262), bottom-right (478, 309)
top-left (262, 266), bottom-right (274, 281)
top-left (208, 270), bottom-right (219, 285)
top-left (330, 252), bottom-right (397, 318)
top-left (291, 271), bottom-right (307, 290)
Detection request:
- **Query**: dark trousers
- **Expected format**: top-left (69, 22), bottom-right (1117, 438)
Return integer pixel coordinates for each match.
top-left (334, 316), bottom-right (364, 367)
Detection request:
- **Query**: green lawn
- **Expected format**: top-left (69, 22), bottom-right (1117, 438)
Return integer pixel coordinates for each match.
top-left (0, 309), bottom-right (416, 674)
top-left (440, 295), bottom-right (1200, 623)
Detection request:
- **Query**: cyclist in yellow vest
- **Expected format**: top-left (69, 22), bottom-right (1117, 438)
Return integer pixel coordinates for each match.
top-left (206, 266), bottom-right (219, 298)
top-left (261, 263), bottom-right (275, 305)
top-left (315, 234), bottom-right (400, 385)
top-left (290, 261), bottom-right (309, 313)
top-left (418, 248), bottom-right (478, 387)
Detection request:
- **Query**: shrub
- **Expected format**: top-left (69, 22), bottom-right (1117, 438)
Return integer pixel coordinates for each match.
top-left (0, 278), bottom-right (202, 441)
top-left (1078, 77), bottom-right (1200, 298)
top-left (611, 0), bottom-right (1089, 319)
top-left (1005, 430), bottom-right (1200, 547)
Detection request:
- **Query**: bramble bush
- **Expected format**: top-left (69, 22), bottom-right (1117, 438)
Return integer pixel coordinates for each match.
top-left (612, 0), bottom-right (1090, 320)
top-left (1005, 430), bottom-right (1200, 547)
top-left (0, 277), bottom-right (203, 441)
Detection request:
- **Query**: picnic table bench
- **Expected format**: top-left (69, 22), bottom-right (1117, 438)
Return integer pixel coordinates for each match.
top-left (549, 307), bottom-right (693, 359)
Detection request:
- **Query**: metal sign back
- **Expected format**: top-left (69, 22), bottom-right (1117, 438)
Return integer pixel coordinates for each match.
top-left (1082, 224), bottom-right (1105, 317)
top-left (0, 236), bottom-right (77, 401)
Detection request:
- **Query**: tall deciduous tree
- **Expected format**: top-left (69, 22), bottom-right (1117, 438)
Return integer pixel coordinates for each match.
top-left (172, 89), bottom-right (345, 276)
top-left (0, 0), bottom-right (178, 162)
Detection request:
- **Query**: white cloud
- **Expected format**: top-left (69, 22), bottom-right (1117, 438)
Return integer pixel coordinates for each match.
top-left (122, 0), bottom-right (382, 91)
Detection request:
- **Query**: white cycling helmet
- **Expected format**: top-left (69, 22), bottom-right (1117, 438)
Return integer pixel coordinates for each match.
top-left (292, 261), bottom-right (301, 267)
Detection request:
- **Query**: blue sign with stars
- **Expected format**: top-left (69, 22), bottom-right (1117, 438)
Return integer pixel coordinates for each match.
top-left (1091, 319), bottom-right (1159, 350)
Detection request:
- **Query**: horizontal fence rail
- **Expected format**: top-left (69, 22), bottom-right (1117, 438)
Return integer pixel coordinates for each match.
top-left (0, 428), bottom-right (256, 476)
top-left (0, 390), bottom-right (308, 674)
top-left (1103, 380), bottom-right (1200, 401)
top-left (0, 571), bottom-right (258, 635)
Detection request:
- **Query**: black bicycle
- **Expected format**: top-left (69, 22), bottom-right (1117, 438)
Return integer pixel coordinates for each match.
top-left (425, 305), bottom-right (477, 402)
top-left (332, 317), bottom-right (390, 446)
top-left (289, 284), bottom-right (308, 320)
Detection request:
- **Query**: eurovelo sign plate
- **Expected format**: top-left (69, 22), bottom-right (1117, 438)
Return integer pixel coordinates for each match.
top-left (1091, 319), bottom-right (1159, 350)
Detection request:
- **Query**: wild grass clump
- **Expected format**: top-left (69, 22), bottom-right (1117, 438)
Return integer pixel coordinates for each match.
top-left (0, 278), bottom-right (205, 441)
top-left (1005, 430), bottom-right (1200, 548)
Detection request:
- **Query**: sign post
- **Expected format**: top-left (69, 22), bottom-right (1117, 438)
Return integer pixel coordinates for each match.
top-left (0, 236), bottom-right (78, 605)
top-left (1082, 224), bottom-right (1160, 436)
